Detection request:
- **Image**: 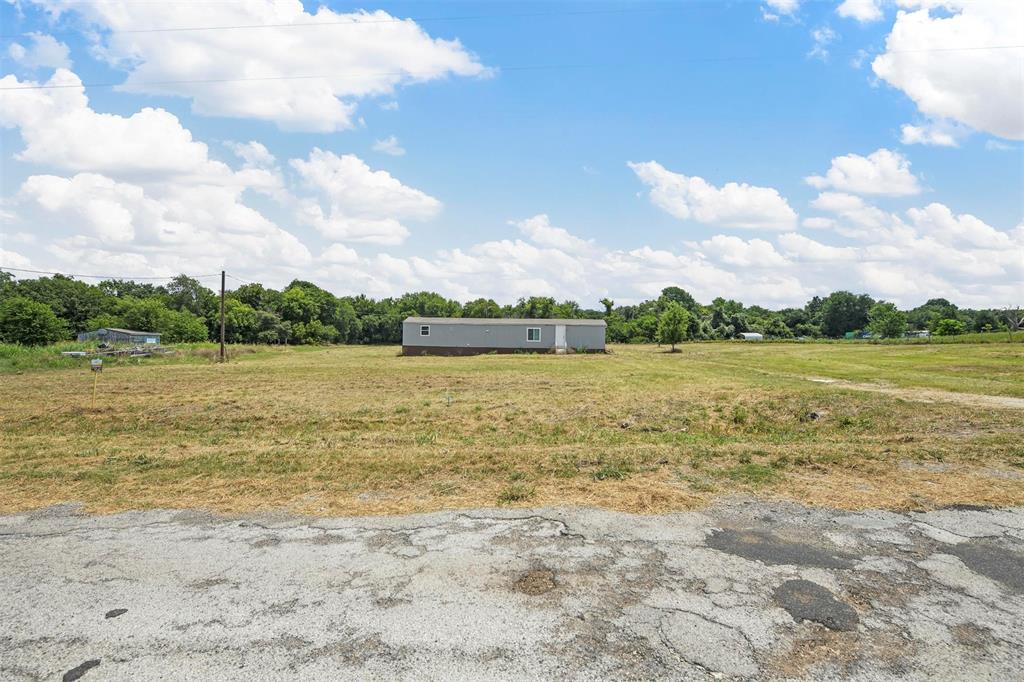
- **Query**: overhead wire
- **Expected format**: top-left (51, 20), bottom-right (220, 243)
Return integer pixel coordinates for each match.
top-left (0, 266), bottom-right (222, 280)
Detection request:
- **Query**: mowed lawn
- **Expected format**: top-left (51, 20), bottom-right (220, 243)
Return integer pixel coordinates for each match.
top-left (1, 343), bottom-right (1022, 515)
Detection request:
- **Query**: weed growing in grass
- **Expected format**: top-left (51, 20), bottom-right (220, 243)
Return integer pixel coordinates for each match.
top-left (678, 472), bottom-right (716, 492)
top-left (731, 405), bottom-right (748, 425)
top-left (508, 470), bottom-right (527, 482)
top-left (592, 461), bottom-right (633, 481)
top-left (718, 463), bottom-right (779, 486)
top-left (498, 483), bottom-right (535, 504)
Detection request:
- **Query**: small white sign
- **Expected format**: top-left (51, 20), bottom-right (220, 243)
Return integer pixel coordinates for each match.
top-left (90, 359), bottom-right (103, 372)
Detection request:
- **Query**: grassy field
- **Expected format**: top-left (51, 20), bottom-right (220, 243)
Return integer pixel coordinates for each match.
top-left (1, 342), bottom-right (1022, 516)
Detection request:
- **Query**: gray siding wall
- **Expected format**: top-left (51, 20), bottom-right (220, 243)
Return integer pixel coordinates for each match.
top-left (403, 322), bottom-right (604, 350)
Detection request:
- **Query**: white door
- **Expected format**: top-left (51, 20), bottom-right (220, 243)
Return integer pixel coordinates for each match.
top-left (555, 324), bottom-right (567, 350)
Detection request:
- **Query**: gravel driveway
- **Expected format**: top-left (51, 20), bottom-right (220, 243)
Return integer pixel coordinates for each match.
top-left (2, 500), bottom-right (1022, 680)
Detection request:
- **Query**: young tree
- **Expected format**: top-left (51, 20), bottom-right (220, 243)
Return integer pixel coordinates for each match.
top-left (656, 302), bottom-right (689, 351)
top-left (933, 318), bottom-right (966, 336)
top-left (0, 296), bottom-right (68, 345)
top-left (866, 302), bottom-right (907, 339)
top-left (599, 298), bottom-right (615, 316)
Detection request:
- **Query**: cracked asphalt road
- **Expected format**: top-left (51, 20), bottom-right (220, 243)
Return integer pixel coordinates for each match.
top-left (1, 499), bottom-right (1023, 681)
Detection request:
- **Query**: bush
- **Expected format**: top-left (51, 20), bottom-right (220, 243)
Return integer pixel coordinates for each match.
top-left (933, 318), bottom-right (966, 336)
top-left (0, 297), bottom-right (68, 345)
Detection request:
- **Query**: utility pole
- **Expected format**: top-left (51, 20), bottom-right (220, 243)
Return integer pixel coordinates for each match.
top-left (219, 270), bottom-right (226, 362)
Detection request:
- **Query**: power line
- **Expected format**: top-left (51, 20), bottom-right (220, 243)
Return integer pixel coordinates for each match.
top-left (0, 266), bottom-right (222, 280)
top-left (225, 273), bottom-right (255, 286)
top-left (2, 46), bottom-right (1021, 92)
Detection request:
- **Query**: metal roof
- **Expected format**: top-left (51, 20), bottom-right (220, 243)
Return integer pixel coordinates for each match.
top-left (405, 317), bottom-right (606, 327)
top-left (96, 328), bottom-right (161, 335)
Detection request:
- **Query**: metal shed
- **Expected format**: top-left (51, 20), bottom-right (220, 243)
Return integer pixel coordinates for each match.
top-left (738, 332), bottom-right (764, 342)
top-left (77, 328), bottom-right (162, 345)
top-left (402, 317), bottom-right (606, 356)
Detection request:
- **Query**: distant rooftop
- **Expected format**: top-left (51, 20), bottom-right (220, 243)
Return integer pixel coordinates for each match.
top-left (404, 317), bottom-right (606, 327)
top-left (94, 328), bottom-right (161, 335)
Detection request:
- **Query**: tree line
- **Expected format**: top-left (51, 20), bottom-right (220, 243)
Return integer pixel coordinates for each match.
top-left (0, 270), bottom-right (1016, 346)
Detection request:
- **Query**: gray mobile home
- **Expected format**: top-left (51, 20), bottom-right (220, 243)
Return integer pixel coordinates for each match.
top-left (402, 317), bottom-right (606, 356)
top-left (77, 328), bottom-right (161, 345)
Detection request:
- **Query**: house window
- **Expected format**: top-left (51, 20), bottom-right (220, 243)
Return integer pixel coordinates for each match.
top-left (527, 327), bottom-right (541, 342)
top-left (420, 325), bottom-right (430, 336)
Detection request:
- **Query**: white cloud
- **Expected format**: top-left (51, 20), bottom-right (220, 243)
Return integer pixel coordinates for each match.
top-left (291, 149), bottom-right (440, 245)
top-left (872, 1), bottom-right (1024, 140)
top-left (805, 148), bottom-right (921, 195)
top-left (25, 1), bottom-right (488, 131)
top-left (0, 249), bottom-right (33, 269)
top-left (372, 135), bottom-right (406, 156)
top-left (762, 0), bottom-right (800, 22)
top-left (0, 70), bottom-right (228, 179)
top-left (320, 243), bottom-right (359, 264)
top-left (899, 121), bottom-right (965, 147)
top-left (692, 235), bottom-right (790, 268)
top-left (1, 68), bottom-right (313, 278)
top-left (808, 26), bottom-right (838, 61)
top-left (628, 160), bottom-right (798, 230)
top-left (513, 214), bottom-right (595, 253)
top-left (226, 141), bottom-right (276, 168)
top-left (778, 233), bottom-right (858, 262)
top-left (837, 0), bottom-right (883, 23)
top-left (7, 33), bottom-right (71, 69)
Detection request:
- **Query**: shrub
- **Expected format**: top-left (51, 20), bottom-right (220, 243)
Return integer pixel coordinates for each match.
top-left (0, 297), bottom-right (68, 345)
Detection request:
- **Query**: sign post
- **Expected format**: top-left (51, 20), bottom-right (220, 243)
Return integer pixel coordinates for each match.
top-left (90, 358), bottom-right (102, 409)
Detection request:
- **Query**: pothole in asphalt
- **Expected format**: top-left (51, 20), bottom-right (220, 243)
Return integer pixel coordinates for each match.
top-left (515, 569), bottom-right (556, 595)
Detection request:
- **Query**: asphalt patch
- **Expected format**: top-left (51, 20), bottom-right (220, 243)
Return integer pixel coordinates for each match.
top-left (515, 569), bottom-right (556, 595)
top-left (774, 579), bottom-right (859, 632)
top-left (104, 608), bottom-right (127, 619)
top-left (707, 529), bottom-right (853, 569)
top-left (946, 541), bottom-right (1024, 594)
top-left (62, 659), bottom-right (100, 681)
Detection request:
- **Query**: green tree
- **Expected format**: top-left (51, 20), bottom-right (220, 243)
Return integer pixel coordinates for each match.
top-left (656, 302), bottom-right (689, 351)
top-left (820, 291), bottom-right (874, 337)
top-left (763, 317), bottom-right (793, 339)
top-left (599, 298), bottom-right (615, 316)
top-left (279, 286), bottom-right (319, 324)
top-left (0, 296), bottom-right (68, 345)
top-left (463, 298), bottom-right (502, 318)
top-left (933, 318), bottom-right (966, 336)
top-left (166, 275), bottom-right (216, 316)
top-left (866, 302), bottom-right (907, 338)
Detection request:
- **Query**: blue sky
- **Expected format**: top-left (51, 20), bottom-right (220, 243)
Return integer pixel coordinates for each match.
top-left (1, 0), bottom-right (1021, 308)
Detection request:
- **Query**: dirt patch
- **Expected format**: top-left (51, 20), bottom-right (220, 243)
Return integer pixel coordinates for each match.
top-left (515, 569), bottom-right (556, 595)
top-left (807, 378), bottom-right (1024, 410)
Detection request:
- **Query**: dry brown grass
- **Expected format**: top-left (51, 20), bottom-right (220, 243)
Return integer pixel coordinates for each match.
top-left (1, 343), bottom-right (1021, 515)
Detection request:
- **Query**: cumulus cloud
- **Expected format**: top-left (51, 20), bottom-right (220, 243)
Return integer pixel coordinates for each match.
top-left (372, 135), bottom-right (406, 156)
top-left (691, 235), bottom-right (790, 268)
top-left (513, 214), bottom-right (595, 253)
top-left (23, 0), bottom-right (488, 131)
top-left (1, 68), bottom-right (312, 277)
top-left (0, 70), bottom-right (228, 179)
top-left (837, 0), bottom-right (883, 23)
top-left (291, 149), bottom-right (441, 245)
top-left (805, 148), bottom-right (922, 196)
top-left (872, 1), bottom-right (1024, 140)
top-left (628, 160), bottom-right (798, 230)
top-left (7, 33), bottom-right (71, 69)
